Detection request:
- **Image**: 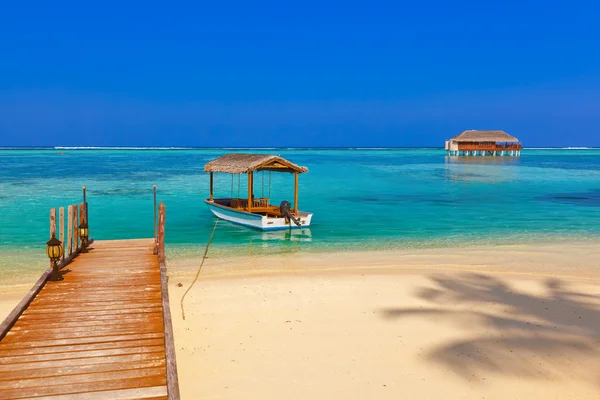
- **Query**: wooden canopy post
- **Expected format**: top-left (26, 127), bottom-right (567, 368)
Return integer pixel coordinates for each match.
top-left (209, 172), bottom-right (214, 201)
top-left (247, 172), bottom-right (253, 212)
top-left (293, 172), bottom-right (298, 214)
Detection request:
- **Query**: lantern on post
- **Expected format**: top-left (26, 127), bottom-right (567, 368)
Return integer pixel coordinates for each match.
top-left (79, 221), bottom-right (89, 251)
top-left (46, 234), bottom-right (64, 281)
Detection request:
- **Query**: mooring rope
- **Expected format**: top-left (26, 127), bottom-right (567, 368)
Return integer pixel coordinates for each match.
top-left (180, 218), bottom-right (219, 320)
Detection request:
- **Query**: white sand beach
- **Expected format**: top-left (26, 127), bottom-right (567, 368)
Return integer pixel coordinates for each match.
top-left (168, 241), bottom-right (600, 399)
top-left (2, 241), bottom-right (600, 399)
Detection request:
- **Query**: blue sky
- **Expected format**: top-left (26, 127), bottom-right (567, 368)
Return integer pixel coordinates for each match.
top-left (1, 1), bottom-right (599, 147)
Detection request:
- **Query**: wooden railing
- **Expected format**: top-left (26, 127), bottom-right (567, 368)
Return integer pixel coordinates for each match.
top-left (157, 202), bottom-right (166, 264)
top-left (155, 200), bottom-right (181, 400)
top-left (231, 197), bottom-right (269, 209)
top-left (50, 201), bottom-right (89, 265)
top-left (0, 189), bottom-right (90, 340)
top-left (457, 143), bottom-right (522, 151)
top-left (254, 198), bottom-right (269, 208)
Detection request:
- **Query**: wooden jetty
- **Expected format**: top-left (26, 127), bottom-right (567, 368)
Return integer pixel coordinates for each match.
top-left (0, 189), bottom-right (179, 399)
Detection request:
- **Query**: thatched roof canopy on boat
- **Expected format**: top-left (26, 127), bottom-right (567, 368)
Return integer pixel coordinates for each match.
top-left (450, 130), bottom-right (519, 143)
top-left (204, 153), bottom-right (308, 174)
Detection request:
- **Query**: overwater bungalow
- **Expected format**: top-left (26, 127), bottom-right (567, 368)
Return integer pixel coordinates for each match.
top-left (445, 130), bottom-right (522, 156)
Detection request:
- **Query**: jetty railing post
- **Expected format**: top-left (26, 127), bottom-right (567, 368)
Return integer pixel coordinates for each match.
top-left (67, 206), bottom-right (73, 256)
top-left (158, 202), bottom-right (166, 264)
top-left (59, 207), bottom-right (65, 262)
top-left (84, 202), bottom-right (89, 242)
top-left (49, 209), bottom-right (56, 268)
top-left (73, 205), bottom-right (79, 252)
top-left (153, 185), bottom-right (157, 242)
top-left (82, 186), bottom-right (88, 238)
top-left (79, 203), bottom-right (87, 248)
top-left (48, 207), bottom-right (63, 281)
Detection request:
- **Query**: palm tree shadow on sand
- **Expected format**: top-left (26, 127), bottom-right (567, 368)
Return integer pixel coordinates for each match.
top-left (381, 273), bottom-right (600, 386)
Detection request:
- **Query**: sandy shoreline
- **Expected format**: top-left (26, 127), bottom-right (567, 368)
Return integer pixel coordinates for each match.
top-left (167, 240), bottom-right (600, 279)
top-left (3, 239), bottom-right (600, 285)
top-left (1, 241), bottom-right (599, 399)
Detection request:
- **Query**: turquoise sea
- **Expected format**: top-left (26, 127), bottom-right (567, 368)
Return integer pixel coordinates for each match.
top-left (1, 148), bottom-right (600, 281)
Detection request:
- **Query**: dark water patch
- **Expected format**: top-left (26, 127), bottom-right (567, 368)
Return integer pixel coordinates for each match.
top-left (333, 193), bottom-right (462, 207)
top-left (520, 156), bottom-right (600, 172)
top-left (428, 198), bottom-right (458, 206)
top-left (539, 189), bottom-right (600, 207)
top-left (5, 181), bottom-right (31, 187)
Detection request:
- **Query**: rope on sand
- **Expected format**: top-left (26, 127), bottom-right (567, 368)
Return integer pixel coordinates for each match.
top-left (180, 218), bottom-right (219, 320)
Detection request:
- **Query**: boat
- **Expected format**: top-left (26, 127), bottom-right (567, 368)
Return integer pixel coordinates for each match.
top-left (204, 153), bottom-right (313, 231)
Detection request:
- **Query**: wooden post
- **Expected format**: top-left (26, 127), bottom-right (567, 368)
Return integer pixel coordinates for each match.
top-left (67, 206), bottom-right (73, 255)
top-left (247, 172), bottom-right (253, 213)
top-left (59, 207), bottom-right (65, 261)
top-left (80, 203), bottom-right (86, 226)
top-left (153, 185), bottom-right (157, 242)
top-left (80, 203), bottom-right (87, 250)
top-left (209, 172), bottom-right (214, 201)
top-left (73, 205), bottom-right (79, 252)
top-left (82, 186), bottom-right (88, 232)
top-left (84, 202), bottom-right (89, 238)
top-left (158, 202), bottom-right (166, 264)
top-left (49, 209), bottom-right (56, 268)
top-left (293, 172), bottom-right (299, 214)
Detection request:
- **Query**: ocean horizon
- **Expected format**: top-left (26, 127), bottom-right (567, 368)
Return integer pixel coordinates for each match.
top-left (1, 147), bottom-right (600, 282)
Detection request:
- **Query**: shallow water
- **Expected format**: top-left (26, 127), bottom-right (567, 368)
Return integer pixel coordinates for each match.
top-left (1, 148), bottom-right (600, 279)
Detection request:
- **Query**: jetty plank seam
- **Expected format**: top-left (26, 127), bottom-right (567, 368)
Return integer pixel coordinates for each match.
top-left (0, 237), bottom-right (179, 399)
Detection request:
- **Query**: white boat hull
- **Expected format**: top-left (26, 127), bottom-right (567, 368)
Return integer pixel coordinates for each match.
top-left (205, 200), bottom-right (313, 231)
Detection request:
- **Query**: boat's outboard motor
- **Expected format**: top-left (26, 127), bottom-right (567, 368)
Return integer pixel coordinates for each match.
top-left (279, 200), bottom-right (302, 227)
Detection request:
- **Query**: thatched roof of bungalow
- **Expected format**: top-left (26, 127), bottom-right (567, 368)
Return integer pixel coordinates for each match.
top-left (450, 130), bottom-right (519, 143)
top-left (204, 153), bottom-right (308, 174)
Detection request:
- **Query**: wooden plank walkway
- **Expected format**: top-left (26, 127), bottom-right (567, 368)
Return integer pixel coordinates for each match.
top-left (0, 238), bottom-right (178, 399)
